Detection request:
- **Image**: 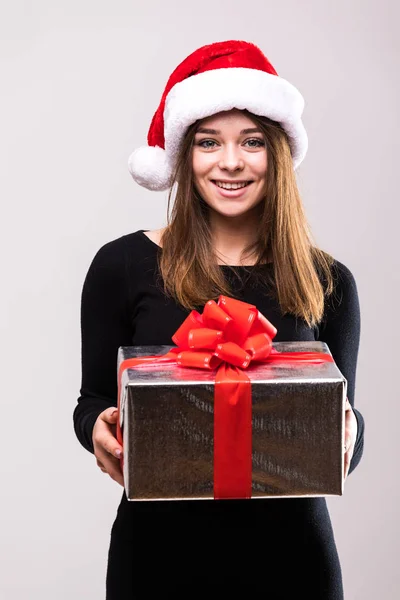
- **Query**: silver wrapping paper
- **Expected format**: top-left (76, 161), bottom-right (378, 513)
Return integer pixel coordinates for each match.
top-left (118, 342), bottom-right (346, 501)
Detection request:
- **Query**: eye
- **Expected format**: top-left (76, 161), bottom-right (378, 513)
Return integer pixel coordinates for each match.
top-left (195, 138), bottom-right (265, 149)
top-left (245, 138), bottom-right (265, 148)
top-left (196, 139), bottom-right (217, 148)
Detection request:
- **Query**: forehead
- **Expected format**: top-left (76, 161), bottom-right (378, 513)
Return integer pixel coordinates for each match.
top-left (196, 109), bottom-right (257, 131)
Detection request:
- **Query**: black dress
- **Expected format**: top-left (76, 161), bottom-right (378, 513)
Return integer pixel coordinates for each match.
top-left (73, 230), bottom-right (365, 599)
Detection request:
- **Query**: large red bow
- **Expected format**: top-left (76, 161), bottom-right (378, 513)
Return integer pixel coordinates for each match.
top-left (116, 295), bottom-right (333, 500)
top-left (171, 295), bottom-right (277, 370)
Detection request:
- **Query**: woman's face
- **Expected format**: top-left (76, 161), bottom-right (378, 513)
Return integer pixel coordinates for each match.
top-left (192, 109), bottom-right (267, 220)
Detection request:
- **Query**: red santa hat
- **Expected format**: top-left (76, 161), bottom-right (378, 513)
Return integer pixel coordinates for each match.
top-left (128, 40), bottom-right (308, 191)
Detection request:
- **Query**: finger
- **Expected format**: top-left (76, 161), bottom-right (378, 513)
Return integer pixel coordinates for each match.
top-left (100, 408), bottom-right (122, 457)
top-left (344, 434), bottom-right (352, 453)
top-left (96, 458), bottom-right (107, 473)
top-left (344, 408), bottom-right (357, 452)
top-left (102, 406), bottom-right (119, 424)
top-left (111, 471), bottom-right (124, 487)
top-left (345, 397), bottom-right (351, 411)
top-left (94, 445), bottom-right (123, 483)
top-left (344, 450), bottom-right (350, 480)
top-left (348, 448), bottom-right (355, 471)
top-left (93, 423), bottom-right (123, 459)
top-left (344, 439), bottom-right (356, 479)
top-left (343, 435), bottom-right (353, 481)
top-left (97, 453), bottom-right (124, 486)
top-left (94, 438), bottom-right (123, 460)
top-left (107, 466), bottom-right (124, 486)
top-left (104, 459), bottom-right (124, 486)
top-left (344, 448), bottom-right (354, 480)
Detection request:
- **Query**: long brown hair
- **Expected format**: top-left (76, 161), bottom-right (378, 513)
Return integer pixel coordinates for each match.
top-left (157, 109), bottom-right (336, 328)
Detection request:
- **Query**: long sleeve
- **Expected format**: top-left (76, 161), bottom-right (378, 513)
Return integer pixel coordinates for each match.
top-left (73, 236), bottom-right (133, 454)
top-left (317, 260), bottom-right (365, 475)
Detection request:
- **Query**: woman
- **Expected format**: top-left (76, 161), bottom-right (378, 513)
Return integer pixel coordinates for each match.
top-left (73, 40), bottom-right (365, 598)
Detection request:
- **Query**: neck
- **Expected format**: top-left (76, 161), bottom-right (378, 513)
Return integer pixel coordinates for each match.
top-left (209, 212), bottom-right (266, 266)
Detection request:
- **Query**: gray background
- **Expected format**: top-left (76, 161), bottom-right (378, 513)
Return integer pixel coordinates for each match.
top-left (1, 1), bottom-right (398, 598)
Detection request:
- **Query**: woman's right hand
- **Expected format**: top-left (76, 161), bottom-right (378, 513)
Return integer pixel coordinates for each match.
top-left (92, 406), bottom-right (124, 487)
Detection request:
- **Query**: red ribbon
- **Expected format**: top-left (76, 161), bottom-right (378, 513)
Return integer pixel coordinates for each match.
top-left (116, 295), bottom-right (333, 499)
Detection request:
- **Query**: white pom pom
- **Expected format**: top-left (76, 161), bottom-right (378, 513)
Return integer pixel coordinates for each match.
top-left (128, 145), bottom-right (174, 191)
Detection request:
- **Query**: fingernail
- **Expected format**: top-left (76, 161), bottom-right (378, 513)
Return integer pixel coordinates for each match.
top-left (112, 409), bottom-right (118, 416)
top-left (115, 449), bottom-right (122, 458)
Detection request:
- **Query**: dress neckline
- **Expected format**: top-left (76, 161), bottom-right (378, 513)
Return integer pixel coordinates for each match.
top-left (138, 230), bottom-right (273, 269)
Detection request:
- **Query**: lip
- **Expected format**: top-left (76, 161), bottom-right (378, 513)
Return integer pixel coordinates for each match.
top-left (211, 180), bottom-right (254, 198)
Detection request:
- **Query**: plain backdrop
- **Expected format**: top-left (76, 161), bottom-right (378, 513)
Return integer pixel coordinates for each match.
top-left (1, 1), bottom-right (399, 598)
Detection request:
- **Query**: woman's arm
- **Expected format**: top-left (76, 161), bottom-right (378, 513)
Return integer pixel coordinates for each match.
top-left (317, 259), bottom-right (365, 475)
top-left (73, 236), bottom-right (133, 454)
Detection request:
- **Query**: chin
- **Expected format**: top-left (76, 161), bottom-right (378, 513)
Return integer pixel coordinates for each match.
top-left (211, 206), bottom-right (256, 218)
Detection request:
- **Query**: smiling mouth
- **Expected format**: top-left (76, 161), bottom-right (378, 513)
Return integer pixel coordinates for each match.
top-left (211, 180), bottom-right (253, 189)
top-left (209, 180), bottom-right (254, 200)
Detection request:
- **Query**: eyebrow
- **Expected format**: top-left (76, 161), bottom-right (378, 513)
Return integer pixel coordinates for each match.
top-left (195, 127), bottom-right (262, 135)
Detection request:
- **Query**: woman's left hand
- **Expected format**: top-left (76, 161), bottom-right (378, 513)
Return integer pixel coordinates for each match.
top-left (344, 397), bottom-right (358, 481)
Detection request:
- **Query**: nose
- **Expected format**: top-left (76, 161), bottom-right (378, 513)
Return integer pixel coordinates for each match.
top-left (218, 145), bottom-right (245, 172)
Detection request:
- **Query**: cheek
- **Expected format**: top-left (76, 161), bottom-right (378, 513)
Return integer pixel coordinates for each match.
top-left (192, 151), bottom-right (214, 179)
top-left (192, 151), bottom-right (203, 176)
top-left (252, 153), bottom-right (267, 178)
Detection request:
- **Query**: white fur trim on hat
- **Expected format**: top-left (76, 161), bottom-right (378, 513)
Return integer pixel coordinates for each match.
top-left (129, 67), bottom-right (308, 191)
top-left (128, 145), bottom-right (174, 191)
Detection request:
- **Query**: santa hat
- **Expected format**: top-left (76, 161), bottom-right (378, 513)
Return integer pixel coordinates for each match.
top-left (128, 40), bottom-right (308, 191)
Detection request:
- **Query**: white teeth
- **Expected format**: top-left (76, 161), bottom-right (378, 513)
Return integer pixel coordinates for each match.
top-left (214, 181), bottom-right (250, 190)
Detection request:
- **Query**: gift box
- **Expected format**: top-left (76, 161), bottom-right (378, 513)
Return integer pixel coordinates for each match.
top-left (117, 339), bottom-right (347, 501)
